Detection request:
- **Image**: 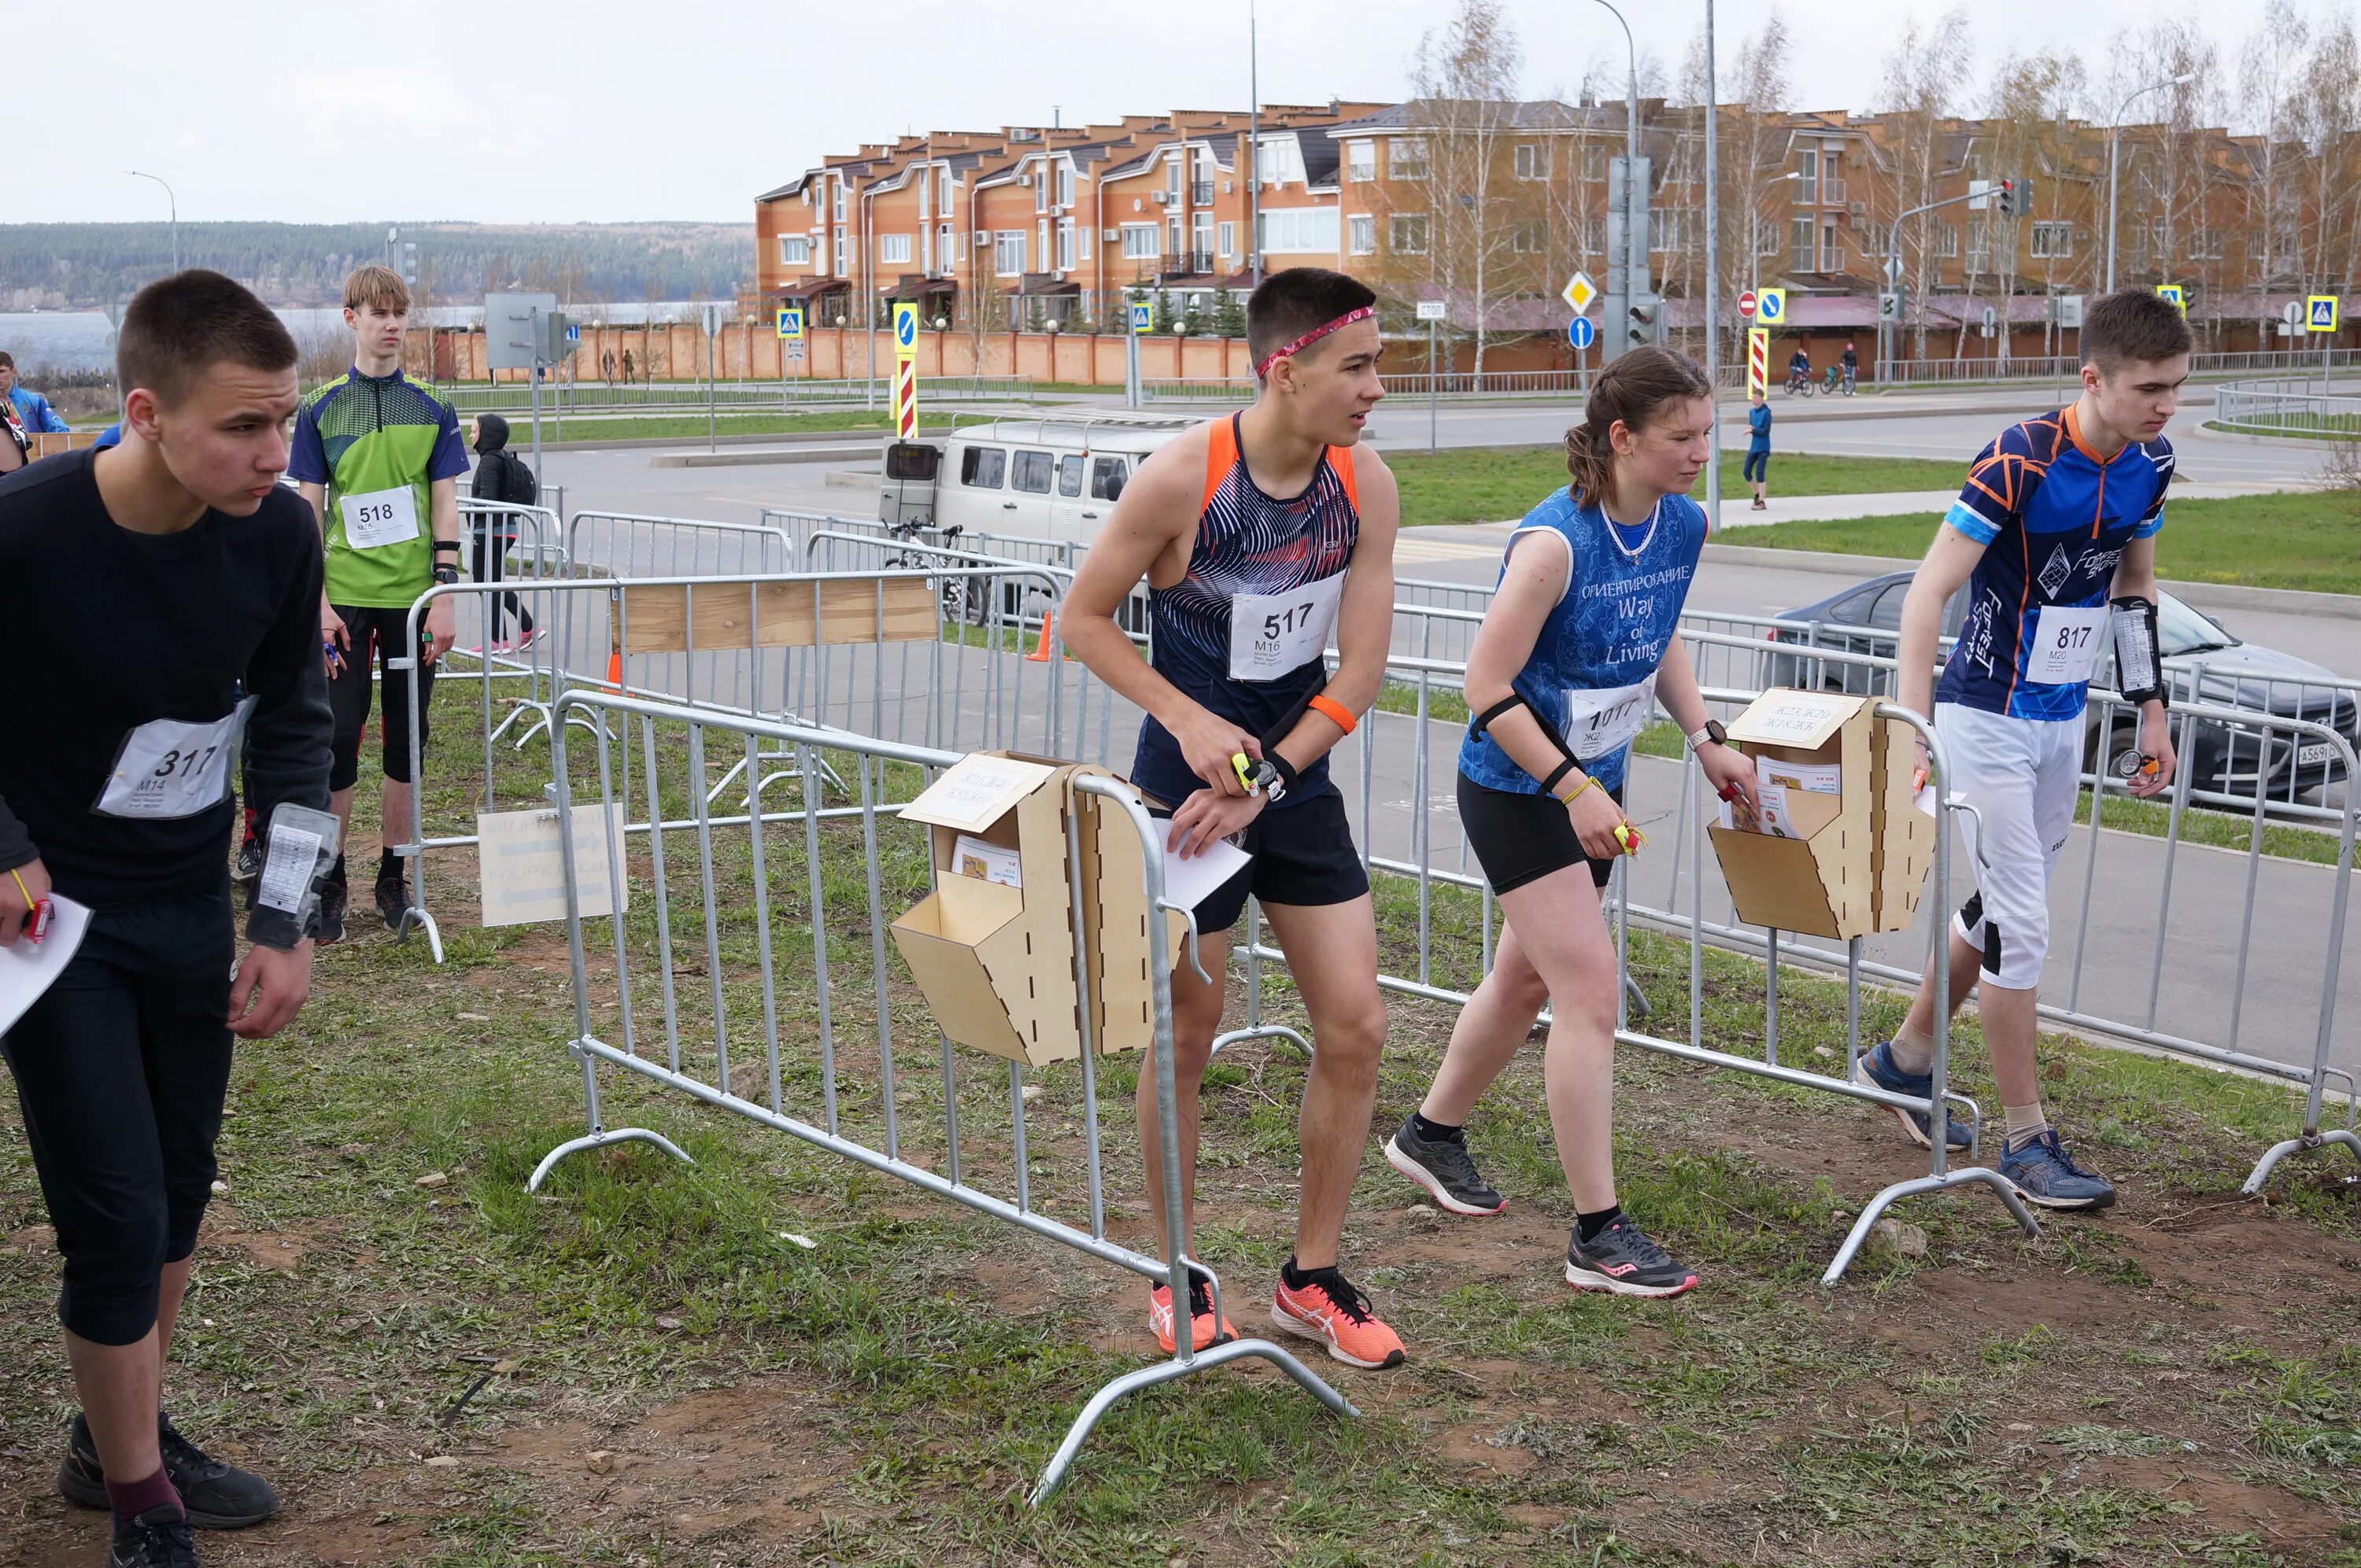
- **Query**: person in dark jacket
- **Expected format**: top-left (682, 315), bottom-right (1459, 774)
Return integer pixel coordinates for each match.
top-left (467, 414), bottom-right (536, 648)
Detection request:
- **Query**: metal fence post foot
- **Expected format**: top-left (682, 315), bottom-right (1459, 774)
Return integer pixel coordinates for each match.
top-left (1820, 1167), bottom-right (2039, 1286)
top-left (1025, 1336), bottom-right (1356, 1507)
top-left (393, 904), bottom-right (445, 965)
top-left (1208, 1024), bottom-right (1313, 1060)
top-left (2242, 1128), bottom-right (2361, 1195)
top-left (525, 1127), bottom-right (696, 1194)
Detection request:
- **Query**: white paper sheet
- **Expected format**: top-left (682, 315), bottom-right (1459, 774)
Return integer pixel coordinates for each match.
top-left (1159, 836), bottom-right (1252, 918)
top-left (1756, 756), bottom-right (1841, 796)
top-left (951, 834), bottom-right (1023, 889)
top-left (0, 894), bottom-right (92, 1037)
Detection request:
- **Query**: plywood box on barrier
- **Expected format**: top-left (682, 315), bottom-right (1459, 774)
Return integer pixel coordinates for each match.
top-left (1706, 688), bottom-right (1935, 940)
top-left (891, 752), bottom-right (1182, 1068)
top-left (612, 574), bottom-right (938, 655)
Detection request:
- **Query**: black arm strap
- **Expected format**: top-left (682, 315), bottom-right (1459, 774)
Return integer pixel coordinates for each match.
top-left (1471, 690), bottom-right (1584, 794)
top-left (1469, 695), bottom-right (1527, 738)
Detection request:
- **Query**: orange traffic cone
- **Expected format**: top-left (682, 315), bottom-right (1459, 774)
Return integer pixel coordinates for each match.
top-left (1027, 605), bottom-right (1056, 662)
top-left (606, 651), bottom-right (624, 691)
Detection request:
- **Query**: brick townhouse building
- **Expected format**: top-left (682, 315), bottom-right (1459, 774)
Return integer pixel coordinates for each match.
top-left (756, 95), bottom-right (2354, 369)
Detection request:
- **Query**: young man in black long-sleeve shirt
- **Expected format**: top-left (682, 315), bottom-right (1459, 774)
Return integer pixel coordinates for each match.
top-left (0, 270), bottom-right (335, 1568)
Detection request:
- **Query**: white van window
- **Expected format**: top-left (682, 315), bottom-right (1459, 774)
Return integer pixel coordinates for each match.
top-left (1011, 450), bottom-right (1055, 494)
top-left (960, 446), bottom-right (1006, 488)
top-left (1089, 457), bottom-right (1129, 502)
top-left (1057, 454), bottom-right (1085, 497)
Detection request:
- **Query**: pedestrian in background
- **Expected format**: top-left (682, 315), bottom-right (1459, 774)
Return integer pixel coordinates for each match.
top-left (467, 413), bottom-right (538, 650)
top-left (1744, 389), bottom-right (1772, 511)
top-left (621, 347), bottom-right (635, 386)
top-left (0, 351), bottom-right (73, 434)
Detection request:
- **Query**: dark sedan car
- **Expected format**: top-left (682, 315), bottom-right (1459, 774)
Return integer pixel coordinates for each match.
top-left (1764, 571), bottom-right (2358, 804)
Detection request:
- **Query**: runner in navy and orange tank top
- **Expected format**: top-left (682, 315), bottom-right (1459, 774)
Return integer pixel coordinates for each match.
top-left (1064, 268), bottom-right (1408, 1371)
top-left (1129, 411), bottom-right (1362, 812)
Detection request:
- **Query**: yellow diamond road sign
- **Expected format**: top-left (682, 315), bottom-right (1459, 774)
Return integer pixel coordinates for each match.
top-left (1561, 271), bottom-right (1598, 315)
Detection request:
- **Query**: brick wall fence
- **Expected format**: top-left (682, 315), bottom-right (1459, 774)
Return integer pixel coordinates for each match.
top-left (408, 323), bottom-right (1572, 385)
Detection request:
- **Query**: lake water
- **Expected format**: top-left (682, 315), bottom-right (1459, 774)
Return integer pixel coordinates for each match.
top-left (2, 303), bottom-right (719, 374)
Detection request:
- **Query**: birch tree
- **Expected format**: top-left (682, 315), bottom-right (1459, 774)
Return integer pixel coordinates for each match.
top-left (1408, 0), bottom-right (1524, 378)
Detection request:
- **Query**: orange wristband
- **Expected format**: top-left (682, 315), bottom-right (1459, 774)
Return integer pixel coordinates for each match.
top-left (1306, 694), bottom-right (1357, 734)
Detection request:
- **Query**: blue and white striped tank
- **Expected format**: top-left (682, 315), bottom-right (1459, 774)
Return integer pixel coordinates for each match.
top-left (1130, 413), bottom-right (1362, 810)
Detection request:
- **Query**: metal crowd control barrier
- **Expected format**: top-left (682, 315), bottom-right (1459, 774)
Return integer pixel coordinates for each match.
top-left (563, 511), bottom-right (793, 581)
top-left (665, 512), bottom-right (2360, 1197)
top-left (386, 566), bottom-right (1072, 961)
top-left (526, 689), bottom-right (1354, 1503)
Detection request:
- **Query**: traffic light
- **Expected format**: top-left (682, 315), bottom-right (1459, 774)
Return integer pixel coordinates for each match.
top-left (1628, 298), bottom-right (1659, 348)
top-left (1878, 292), bottom-right (1905, 322)
top-left (1997, 178), bottom-right (2031, 217)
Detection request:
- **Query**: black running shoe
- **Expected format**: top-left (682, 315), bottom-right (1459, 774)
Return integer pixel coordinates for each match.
top-left (108, 1503), bottom-right (201, 1567)
top-left (61, 1412), bottom-right (279, 1529)
top-left (234, 832), bottom-right (261, 885)
top-left (375, 874), bottom-right (409, 932)
top-left (1565, 1217), bottom-right (1699, 1297)
top-left (1384, 1115), bottom-right (1506, 1216)
top-left (316, 877), bottom-right (347, 945)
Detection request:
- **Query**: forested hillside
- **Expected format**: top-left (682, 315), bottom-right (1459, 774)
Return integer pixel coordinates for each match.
top-left (0, 221), bottom-right (752, 309)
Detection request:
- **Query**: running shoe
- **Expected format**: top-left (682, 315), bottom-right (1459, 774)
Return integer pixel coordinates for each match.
top-left (108, 1505), bottom-right (201, 1568)
top-left (1149, 1269), bottom-right (1236, 1354)
top-left (1272, 1265), bottom-right (1406, 1369)
top-left (1564, 1217), bottom-right (1698, 1297)
top-left (1855, 1041), bottom-right (1975, 1151)
top-left (234, 832), bottom-right (261, 885)
top-left (1999, 1130), bottom-right (2117, 1211)
top-left (61, 1412), bottom-right (279, 1529)
top-left (1384, 1115), bottom-right (1506, 1216)
top-left (374, 874), bottom-right (409, 932)
top-left (316, 878), bottom-right (347, 945)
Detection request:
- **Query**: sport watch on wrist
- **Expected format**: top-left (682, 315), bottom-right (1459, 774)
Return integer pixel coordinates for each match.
top-left (1243, 758), bottom-right (1288, 802)
top-left (1686, 718), bottom-right (1727, 753)
top-left (431, 565), bottom-right (462, 585)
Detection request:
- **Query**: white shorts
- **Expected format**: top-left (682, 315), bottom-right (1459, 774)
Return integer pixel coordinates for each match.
top-left (1934, 702), bottom-right (2081, 991)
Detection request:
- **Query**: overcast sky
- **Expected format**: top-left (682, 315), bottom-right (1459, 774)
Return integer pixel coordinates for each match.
top-left (22, 0), bottom-right (2318, 227)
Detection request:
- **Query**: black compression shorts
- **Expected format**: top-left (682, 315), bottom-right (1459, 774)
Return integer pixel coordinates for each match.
top-left (1458, 772), bottom-right (1623, 896)
top-left (1, 881), bottom-right (236, 1345)
top-left (1147, 787), bottom-right (1369, 933)
top-left (329, 605), bottom-right (436, 790)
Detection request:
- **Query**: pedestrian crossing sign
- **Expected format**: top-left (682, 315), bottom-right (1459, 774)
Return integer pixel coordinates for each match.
top-left (1129, 301), bottom-right (1155, 334)
top-left (2309, 295), bottom-right (2341, 334)
top-left (2155, 283), bottom-right (2185, 313)
top-left (776, 307), bottom-right (804, 340)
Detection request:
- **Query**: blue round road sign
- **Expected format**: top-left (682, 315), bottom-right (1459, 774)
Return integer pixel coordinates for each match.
top-left (1568, 316), bottom-right (1596, 350)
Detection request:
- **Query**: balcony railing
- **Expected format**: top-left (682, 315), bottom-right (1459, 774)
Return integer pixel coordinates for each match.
top-left (1190, 181), bottom-right (1214, 205)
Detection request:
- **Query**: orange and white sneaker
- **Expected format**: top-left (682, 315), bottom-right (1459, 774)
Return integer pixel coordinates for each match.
top-left (1150, 1273), bottom-right (1236, 1353)
top-left (1271, 1263), bottom-right (1406, 1370)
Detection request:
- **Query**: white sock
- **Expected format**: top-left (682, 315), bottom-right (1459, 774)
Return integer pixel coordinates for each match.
top-left (1887, 1022), bottom-right (1936, 1075)
top-left (2003, 1104), bottom-right (2050, 1151)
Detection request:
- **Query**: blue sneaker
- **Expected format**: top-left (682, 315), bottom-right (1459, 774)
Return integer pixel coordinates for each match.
top-left (1854, 1041), bottom-right (1975, 1151)
top-left (1999, 1130), bottom-right (2116, 1211)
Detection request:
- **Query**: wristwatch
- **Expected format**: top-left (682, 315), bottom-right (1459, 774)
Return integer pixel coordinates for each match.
top-left (431, 565), bottom-right (462, 585)
top-left (1242, 758), bottom-right (1289, 802)
top-left (1685, 718), bottom-right (1727, 753)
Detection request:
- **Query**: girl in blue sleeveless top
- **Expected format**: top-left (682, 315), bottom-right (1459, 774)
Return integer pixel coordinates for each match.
top-left (1384, 347), bottom-right (1758, 1297)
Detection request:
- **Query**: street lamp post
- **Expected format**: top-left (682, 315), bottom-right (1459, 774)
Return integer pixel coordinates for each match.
top-left (2105, 72), bottom-right (2195, 293)
top-left (125, 170), bottom-right (178, 271)
top-left (1593, 0), bottom-right (1640, 366)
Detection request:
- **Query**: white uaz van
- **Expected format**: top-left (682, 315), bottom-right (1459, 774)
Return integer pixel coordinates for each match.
top-left (879, 413), bottom-right (1203, 544)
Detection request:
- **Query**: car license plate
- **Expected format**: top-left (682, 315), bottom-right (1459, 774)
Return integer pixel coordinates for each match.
top-left (2298, 742), bottom-right (2333, 766)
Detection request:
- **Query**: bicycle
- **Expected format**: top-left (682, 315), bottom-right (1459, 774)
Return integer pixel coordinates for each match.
top-left (1785, 368), bottom-right (1815, 397)
top-left (1822, 365), bottom-right (1846, 396)
top-left (1840, 365), bottom-right (1857, 397)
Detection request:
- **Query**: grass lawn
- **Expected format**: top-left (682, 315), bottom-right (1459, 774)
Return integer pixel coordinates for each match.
top-left (1387, 447), bottom-right (1965, 527)
top-left (10, 675), bottom-right (2361, 1566)
top-left (1738, 490), bottom-right (2361, 596)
